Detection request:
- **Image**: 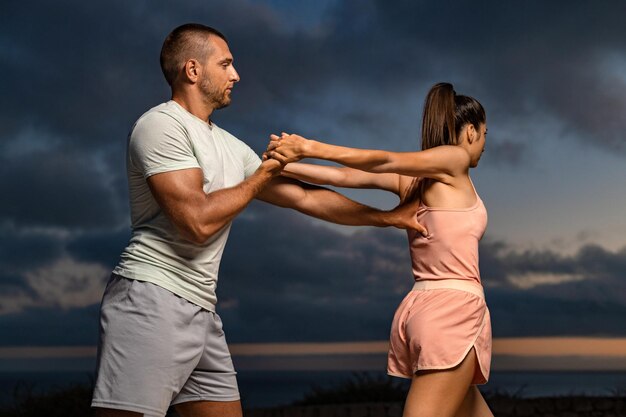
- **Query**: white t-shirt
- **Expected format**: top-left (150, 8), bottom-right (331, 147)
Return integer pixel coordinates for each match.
top-left (113, 100), bottom-right (261, 311)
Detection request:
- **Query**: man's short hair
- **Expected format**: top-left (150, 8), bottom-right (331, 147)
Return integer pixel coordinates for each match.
top-left (160, 23), bottom-right (227, 86)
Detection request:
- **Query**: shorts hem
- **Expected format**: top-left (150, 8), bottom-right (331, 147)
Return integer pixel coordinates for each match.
top-left (171, 394), bottom-right (241, 405)
top-left (387, 371), bottom-right (413, 379)
top-left (410, 309), bottom-right (489, 384)
top-left (91, 400), bottom-right (164, 416)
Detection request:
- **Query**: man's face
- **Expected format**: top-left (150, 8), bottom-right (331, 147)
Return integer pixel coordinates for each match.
top-left (199, 35), bottom-right (240, 110)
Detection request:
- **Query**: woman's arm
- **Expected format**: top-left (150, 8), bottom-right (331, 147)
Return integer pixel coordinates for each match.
top-left (268, 134), bottom-right (470, 183)
top-left (282, 163), bottom-right (402, 195)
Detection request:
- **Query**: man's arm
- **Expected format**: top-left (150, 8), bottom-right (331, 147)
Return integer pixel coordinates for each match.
top-left (256, 176), bottom-right (427, 234)
top-left (148, 159), bottom-right (282, 244)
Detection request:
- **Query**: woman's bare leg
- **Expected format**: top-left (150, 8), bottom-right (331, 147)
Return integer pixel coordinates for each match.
top-left (403, 348), bottom-right (479, 417)
top-left (454, 386), bottom-right (494, 417)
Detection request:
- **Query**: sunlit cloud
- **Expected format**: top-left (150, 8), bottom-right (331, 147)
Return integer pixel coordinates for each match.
top-left (0, 257), bottom-right (108, 315)
top-left (507, 272), bottom-right (586, 289)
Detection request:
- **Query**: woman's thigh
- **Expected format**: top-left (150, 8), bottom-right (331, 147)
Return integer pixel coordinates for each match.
top-left (403, 348), bottom-right (478, 417)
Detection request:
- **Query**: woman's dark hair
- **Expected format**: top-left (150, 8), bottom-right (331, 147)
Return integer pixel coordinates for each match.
top-left (421, 83), bottom-right (485, 150)
top-left (160, 23), bottom-right (228, 87)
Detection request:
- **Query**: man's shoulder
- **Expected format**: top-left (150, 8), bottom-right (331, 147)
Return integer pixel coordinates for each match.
top-left (211, 122), bottom-right (247, 146)
top-left (134, 101), bottom-right (184, 129)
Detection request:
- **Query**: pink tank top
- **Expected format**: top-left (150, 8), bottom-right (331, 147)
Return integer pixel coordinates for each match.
top-left (407, 179), bottom-right (488, 284)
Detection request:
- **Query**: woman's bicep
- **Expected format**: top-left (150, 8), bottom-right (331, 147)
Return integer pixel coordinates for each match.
top-left (383, 146), bottom-right (469, 181)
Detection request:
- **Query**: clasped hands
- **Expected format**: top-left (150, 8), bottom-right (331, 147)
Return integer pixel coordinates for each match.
top-left (262, 132), bottom-right (308, 166)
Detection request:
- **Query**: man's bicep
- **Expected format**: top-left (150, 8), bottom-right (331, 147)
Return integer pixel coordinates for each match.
top-left (147, 168), bottom-right (205, 219)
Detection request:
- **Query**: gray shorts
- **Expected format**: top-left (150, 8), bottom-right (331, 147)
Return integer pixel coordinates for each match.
top-left (91, 274), bottom-right (239, 416)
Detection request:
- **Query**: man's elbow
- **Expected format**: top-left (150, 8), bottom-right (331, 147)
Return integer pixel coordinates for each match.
top-left (178, 221), bottom-right (222, 245)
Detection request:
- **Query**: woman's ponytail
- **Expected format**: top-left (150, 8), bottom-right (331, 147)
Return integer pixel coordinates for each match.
top-left (421, 83), bottom-right (458, 150)
top-left (420, 83), bottom-right (485, 151)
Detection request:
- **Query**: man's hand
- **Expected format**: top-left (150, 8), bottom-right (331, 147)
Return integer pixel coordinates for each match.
top-left (258, 155), bottom-right (285, 176)
top-left (385, 198), bottom-right (428, 236)
top-left (266, 133), bottom-right (310, 164)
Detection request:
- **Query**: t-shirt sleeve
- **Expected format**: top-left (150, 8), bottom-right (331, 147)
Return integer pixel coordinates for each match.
top-left (128, 111), bottom-right (200, 179)
top-left (241, 141), bottom-right (262, 178)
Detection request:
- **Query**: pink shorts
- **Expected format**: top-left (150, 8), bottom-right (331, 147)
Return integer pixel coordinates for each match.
top-left (387, 279), bottom-right (491, 384)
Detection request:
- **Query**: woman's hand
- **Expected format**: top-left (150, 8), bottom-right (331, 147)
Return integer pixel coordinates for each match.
top-left (266, 133), bottom-right (311, 164)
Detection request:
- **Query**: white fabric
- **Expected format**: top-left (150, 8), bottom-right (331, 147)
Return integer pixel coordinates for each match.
top-left (113, 100), bottom-right (261, 311)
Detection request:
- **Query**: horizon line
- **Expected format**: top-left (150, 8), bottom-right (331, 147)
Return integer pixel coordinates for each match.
top-left (1, 337), bottom-right (625, 359)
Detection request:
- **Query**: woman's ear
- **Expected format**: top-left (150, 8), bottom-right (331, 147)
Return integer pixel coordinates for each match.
top-left (466, 124), bottom-right (477, 144)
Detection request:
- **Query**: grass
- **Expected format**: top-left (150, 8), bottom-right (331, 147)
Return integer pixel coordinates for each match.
top-left (293, 372), bottom-right (409, 405)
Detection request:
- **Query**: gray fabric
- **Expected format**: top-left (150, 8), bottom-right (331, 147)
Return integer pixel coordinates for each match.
top-left (92, 275), bottom-right (239, 416)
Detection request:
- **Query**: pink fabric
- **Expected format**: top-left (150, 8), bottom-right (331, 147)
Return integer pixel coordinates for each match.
top-left (407, 189), bottom-right (488, 284)
top-left (387, 180), bottom-right (491, 384)
top-left (387, 285), bottom-right (492, 384)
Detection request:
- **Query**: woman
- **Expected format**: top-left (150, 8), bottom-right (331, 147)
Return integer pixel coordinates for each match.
top-left (267, 82), bottom-right (493, 417)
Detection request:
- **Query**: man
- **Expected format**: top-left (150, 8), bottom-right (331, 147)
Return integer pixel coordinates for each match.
top-left (91, 23), bottom-right (425, 417)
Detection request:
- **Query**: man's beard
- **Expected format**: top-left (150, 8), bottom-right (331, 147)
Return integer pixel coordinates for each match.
top-left (199, 76), bottom-right (231, 110)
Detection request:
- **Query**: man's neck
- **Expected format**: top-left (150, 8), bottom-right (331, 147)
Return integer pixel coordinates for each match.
top-left (171, 91), bottom-right (214, 123)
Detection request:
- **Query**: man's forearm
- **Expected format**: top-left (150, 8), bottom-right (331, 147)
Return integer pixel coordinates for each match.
top-left (178, 165), bottom-right (278, 243)
top-left (293, 186), bottom-right (391, 227)
top-left (257, 176), bottom-right (421, 232)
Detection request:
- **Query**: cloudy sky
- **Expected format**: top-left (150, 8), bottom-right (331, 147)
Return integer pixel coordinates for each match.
top-left (1, 0), bottom-right (625, 367)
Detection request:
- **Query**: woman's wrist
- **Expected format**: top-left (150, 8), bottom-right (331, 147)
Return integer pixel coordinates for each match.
top-left (305, 139), bottom-right (323, 159)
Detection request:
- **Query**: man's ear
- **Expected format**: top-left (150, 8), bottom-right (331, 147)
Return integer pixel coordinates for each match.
top-left (183, 59), bottom-right (201, 83)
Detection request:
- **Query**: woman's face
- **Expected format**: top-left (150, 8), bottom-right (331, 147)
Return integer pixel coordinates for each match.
top-left (469, 123), bottom-right (487, 167)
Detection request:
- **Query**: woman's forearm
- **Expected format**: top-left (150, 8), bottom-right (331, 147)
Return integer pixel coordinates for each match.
top-left (283, 162), bottom-right (401, 193)
top-left (305, 140), bottom-right (393, 173)
top-left (282, 162), bottom-right (344, 186)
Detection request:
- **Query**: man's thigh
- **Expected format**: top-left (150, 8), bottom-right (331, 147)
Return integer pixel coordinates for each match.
top-left (172, 311), bottom-right (240, 406)
top-left (175, 400), bottom-right (242, 417)
top-left (93, 408), bottom-right (142, 417)
top-left (91, 276), bottom-right (209, 416)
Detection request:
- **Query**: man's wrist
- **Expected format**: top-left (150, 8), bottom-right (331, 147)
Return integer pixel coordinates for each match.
top-left (360, 206), bottom-right (391, 228)
top-left (380, 209), bottom-right (395, 227)
top-left (256, 160), bottom-right (282, 180)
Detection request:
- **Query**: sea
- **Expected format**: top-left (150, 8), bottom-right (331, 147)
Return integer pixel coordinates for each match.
top-left (1, 370), bottom-right (625, 409)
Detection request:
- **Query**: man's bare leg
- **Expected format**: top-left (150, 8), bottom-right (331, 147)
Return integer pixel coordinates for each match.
top-left (175, 400), bottom-right (243, 417)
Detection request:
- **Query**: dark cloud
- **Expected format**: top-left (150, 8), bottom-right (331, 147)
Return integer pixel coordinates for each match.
top-left (0, 304), bottom-right (100, 346)
top-left (215, 203), bottom-right (626, 342)
top-left (480, 237), bottom-right (626, 292)
top-left (0, 223), bottom-right (64, 271)
top-left (481, 139), bottom-right (528, 167)
top-left (0, 148), bottom-right (124, 229)
top-left (66, 227), bottom-right (130, 268)
top-left (218, 202), bottom-right (412, 342)
top-left (1, 199), bottom-right (625, 345)
top-left (488, 287), bottom-right (626, 337)
top-left (1, 0), bottom-right (625, 347)
top-left (4, 0), bottom-right (623, 177)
